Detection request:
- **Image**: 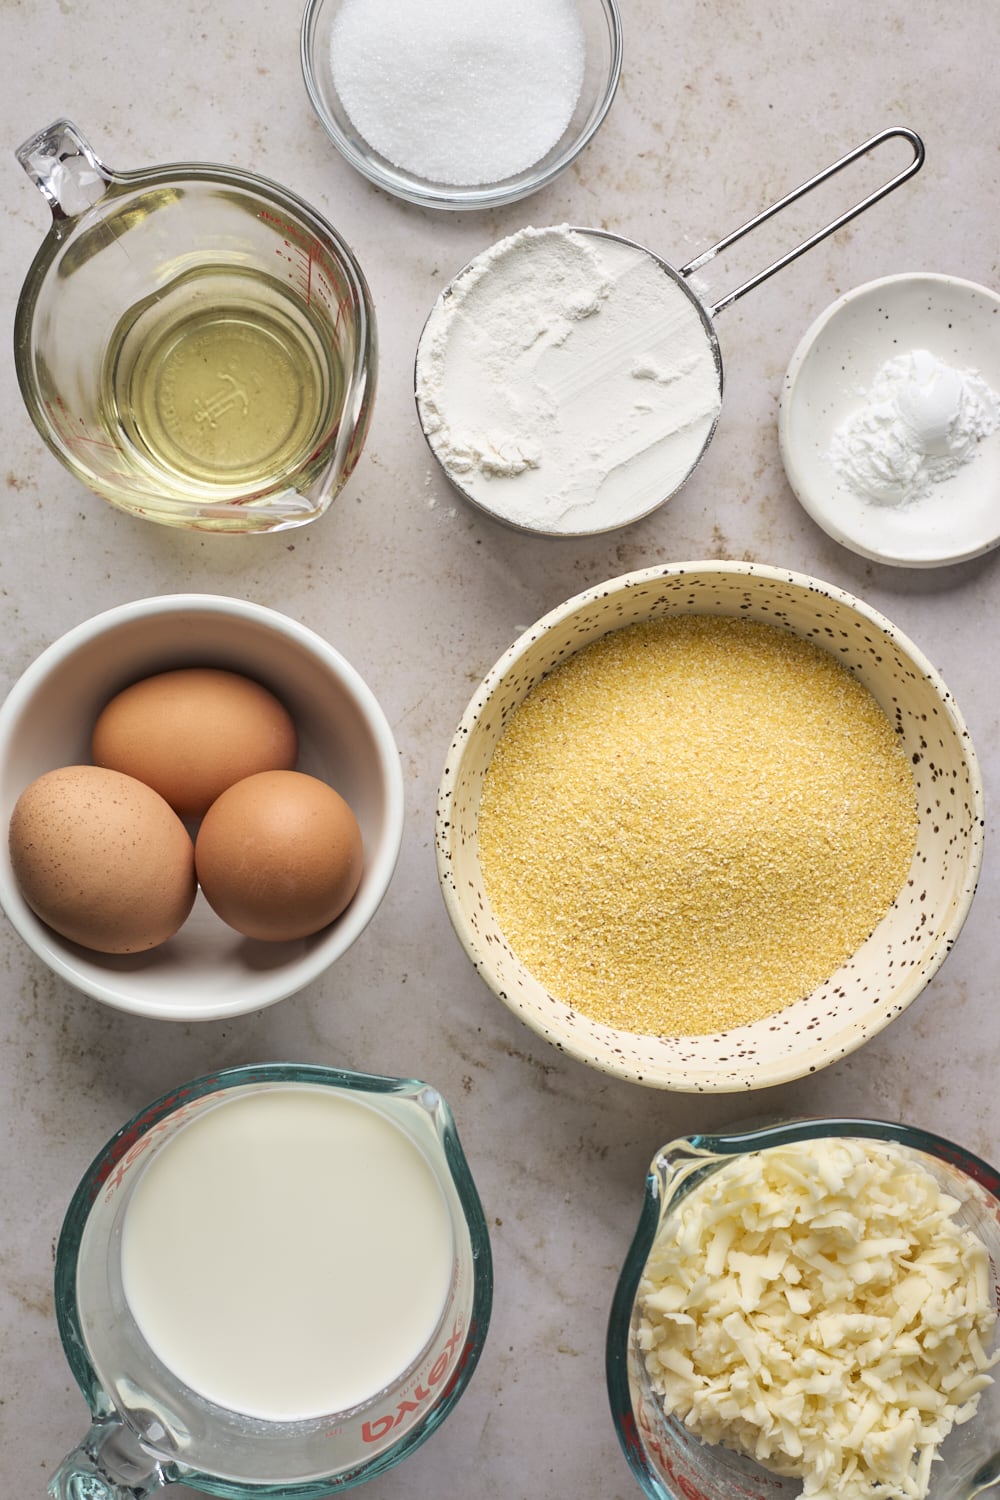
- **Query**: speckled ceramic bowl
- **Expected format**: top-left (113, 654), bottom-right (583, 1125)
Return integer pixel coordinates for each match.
top-left (435, 562), bottom-right (983, 1091)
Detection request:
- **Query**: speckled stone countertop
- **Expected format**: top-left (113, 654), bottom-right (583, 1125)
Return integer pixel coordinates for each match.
top-left (2, 2), bottom-right (1000, 1495)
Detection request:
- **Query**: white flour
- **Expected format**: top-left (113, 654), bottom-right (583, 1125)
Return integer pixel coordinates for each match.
top-left (414, 227), bottom-right (722, 534)
top-left (830, 349), bottom-right (1000, 506)
top-left (330, 0), bottom-right (585, 186)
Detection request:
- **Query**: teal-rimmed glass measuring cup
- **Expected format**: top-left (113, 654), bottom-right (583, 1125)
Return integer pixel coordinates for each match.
top-left (14, 120), bottom-right (376, 533)
top-left (49, 1062), bottom-right (492, 1499)
top-left (607, 1118), bottom-right (1000, 1500)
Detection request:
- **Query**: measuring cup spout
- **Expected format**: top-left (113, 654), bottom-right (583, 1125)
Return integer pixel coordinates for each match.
top-left (16, 119), bottom-right (113, 223)
top-left (49, 1417), bottom-right (168, 1500)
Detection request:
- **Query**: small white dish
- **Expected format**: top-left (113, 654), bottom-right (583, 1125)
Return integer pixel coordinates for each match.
top-left (779, 273), bottom-right (1000, 567)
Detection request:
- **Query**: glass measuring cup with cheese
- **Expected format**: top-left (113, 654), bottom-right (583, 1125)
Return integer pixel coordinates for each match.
top-left (14, 120), bottom-right (375, 532)
top-left (608, 1119), bottom-right (1000, 1500)
top-left (48, 1063), bottom-right (492, 1499)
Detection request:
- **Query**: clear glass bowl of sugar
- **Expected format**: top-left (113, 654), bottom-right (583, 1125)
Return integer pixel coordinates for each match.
top-left (301, 0), bottom-right (622, 210)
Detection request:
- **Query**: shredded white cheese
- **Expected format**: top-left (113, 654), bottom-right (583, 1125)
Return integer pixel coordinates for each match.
top-left (637, 1139), bottom-right (998, 1500)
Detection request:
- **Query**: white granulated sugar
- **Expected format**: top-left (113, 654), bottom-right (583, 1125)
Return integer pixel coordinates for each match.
top-left (329, 0), bottom-right (585, 186)
top-left (830, 348), bottom-right (1000, 506)
top-left (415, 227), bottom-right (723, 534)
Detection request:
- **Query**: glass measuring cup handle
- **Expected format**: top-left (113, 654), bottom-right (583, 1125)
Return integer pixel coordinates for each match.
top-left (16, 119), bottom-right (114, 222)
top-left (49, 1417), bottom-right (169, 1500)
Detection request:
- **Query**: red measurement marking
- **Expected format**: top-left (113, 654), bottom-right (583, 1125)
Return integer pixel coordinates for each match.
top-left (260, 210), bottom-right (312, 255)
top-left (629, 1395), bottom-right (779, 1500)
top-left (65, 433), bottom-right (119, 454)
top-left (275, 242), bottom-right (317, 309)
top-left (97, 1087), bottom-right (213, 1200)
top-left (43, 399), bottom-right (119, 454)
top-left (270, 229), bottom-right (349, 320)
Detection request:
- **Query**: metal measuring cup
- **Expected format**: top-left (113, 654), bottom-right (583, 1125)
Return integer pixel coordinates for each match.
top-left (414, 128), bottom-right (924, 537)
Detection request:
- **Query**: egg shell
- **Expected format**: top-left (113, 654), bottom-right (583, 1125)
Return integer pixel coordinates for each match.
top-left (195, 770), bottom-right (364, 942)
top-left (8, 765), bottom-right (197, 954)
top-left (91, 667), bottom-right (298, 819)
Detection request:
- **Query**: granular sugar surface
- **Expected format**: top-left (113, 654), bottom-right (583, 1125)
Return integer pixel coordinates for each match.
top-left (477, 617), bottom-right (919, 1036)
top-left (329, 0), bottom-right (585, 186)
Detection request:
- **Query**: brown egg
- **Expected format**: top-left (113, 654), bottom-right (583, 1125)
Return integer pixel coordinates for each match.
top-left (9, 765), bottom-right (197, 954)
top-left (92, 667), bottom-right (298, 819)
top-left (195, 770), bottom-right (363, 942)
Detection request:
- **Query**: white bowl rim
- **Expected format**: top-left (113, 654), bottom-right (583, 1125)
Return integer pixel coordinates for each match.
top-left (299, 0), bottom-right (624, 212)
top-left (0, 593), bottom-right (405, 1020)
top-left (435, 559), bottom-right (985, 1090)
top-left (779, 271), bottom-right (1000, 568)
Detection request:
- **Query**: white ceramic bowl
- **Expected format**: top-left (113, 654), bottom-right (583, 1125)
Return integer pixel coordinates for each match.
top-left (780, 273), bottom-right (1000, 567)
top-left (0, 595), bottom-right (404, 1020)
top-left (300, 0), bottom-right (622, 211)
top-left (435, 562), bottom-right (983, 1091)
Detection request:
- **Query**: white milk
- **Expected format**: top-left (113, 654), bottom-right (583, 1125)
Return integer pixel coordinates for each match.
top-left (120, 1086), bottom-right (455, 1421)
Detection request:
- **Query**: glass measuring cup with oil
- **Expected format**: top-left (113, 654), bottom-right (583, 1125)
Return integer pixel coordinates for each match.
top-left (14, 120), bottom-right (376, 532)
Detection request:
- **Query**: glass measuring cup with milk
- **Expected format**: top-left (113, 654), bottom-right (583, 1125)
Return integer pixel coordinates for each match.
top-left (14, 121), bottom-right (376, 533)
top-left (49, 1063), bottom-right (492, 1499)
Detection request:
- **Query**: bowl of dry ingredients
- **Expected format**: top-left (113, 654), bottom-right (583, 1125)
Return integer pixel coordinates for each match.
top-left (300, 0), bottom-right (622, 210)
top-left (435, 562), bottom-right (983, 1091)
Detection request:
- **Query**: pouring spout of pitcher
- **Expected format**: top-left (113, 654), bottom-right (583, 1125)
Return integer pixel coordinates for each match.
top-left (16, 119), bottom-right (114, 223)
top-left (49, 1418), bottom-right (169, 1500)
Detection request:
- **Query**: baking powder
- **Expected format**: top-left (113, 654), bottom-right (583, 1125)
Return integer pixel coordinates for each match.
top-left (830, 348), bottom-right (1000, 506)
top-left (329, 0), bottom-right (585, 186)
top-left (414, 226), bottom-right (723, 534)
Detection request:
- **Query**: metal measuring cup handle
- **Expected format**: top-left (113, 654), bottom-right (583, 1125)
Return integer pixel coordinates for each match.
top-left (681, 126), bottom-right (926, 317)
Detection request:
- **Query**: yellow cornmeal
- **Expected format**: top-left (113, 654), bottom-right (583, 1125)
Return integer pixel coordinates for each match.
top-left (477, 616), bottom-right (918, 1036)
